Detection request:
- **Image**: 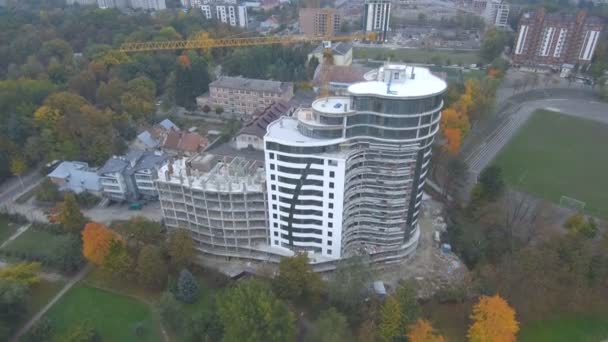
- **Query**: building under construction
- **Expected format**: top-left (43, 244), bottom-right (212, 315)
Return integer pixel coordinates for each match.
top-left (156, 154), bottom-right (278, 261)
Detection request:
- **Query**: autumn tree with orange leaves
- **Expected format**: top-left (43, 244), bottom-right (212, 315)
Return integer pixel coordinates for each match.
top-left (468, 294), bottom-right (519, 342)
top-left (407, 319), bottom-right (446, 342)
top-left (82, 222), bottom-right (119, 266)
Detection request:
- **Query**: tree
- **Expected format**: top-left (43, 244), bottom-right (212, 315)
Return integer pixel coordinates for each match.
top-left (564, 213), bottom-right (597, 238)
top-left (328, 256), bottom-right (372, 315)
top-left (174, 53), bottom-right (210, 109)
top-left (168, 229), bottom-right (195, 270)
top-left (444, 127), bottom-right (462, 154)
top-left (82, 222), bottom-right (117, 266)
top-left (0, 280), bottom-right (28, 340)
top-left (395, 282), bottom-right (420, 331)
top-left (218, 280), bottom-right (296, 342)
top-left (57, 193), bottom-right (87, 234)
top-left (136, 245), bottom-right (168, 290)
top-left (0, 262), bottom-right (40, 287)
top-left (24, 317), bottom-right (52, 342)
top-left (480, 28), bottom-right (506, 63)
top-left (36, 178), bottom-right (62, 203)
top-left (272, 252), bottom-right (323, 303)
top-left (122, 216), bottom-right (164, 251)
top-left (215, 106), bottom-right (224, 115)
top-left (357, 320), bottom-right (377, 342)
top-left (157, 291), bottom-right (183, 331)
top-left (407, 319), bottom-right (445, 342)
top-left (52, 234), bottom-right (85, 273)
top-left (307, 308), bottom-right (351, 342)
top-left (378, 296), bottom-right (402, 342)
top-left (9, 156), bottom-right (26, 188)
top-left (102, 239), bottom-right (132, 279)
top-left (468, 295), bottom-right (519, 342)
top-left (202, 104), bottom-right (211, 113)
top-left (472, 165), bottom-right (505, 203)
top-left (176, 269), bottom-right (199, 303)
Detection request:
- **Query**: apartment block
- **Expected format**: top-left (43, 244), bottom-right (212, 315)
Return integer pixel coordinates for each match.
top-left (513, 9), bottom-right (605, 66)
top-left (205, 76), bottom-right (294, 116)
top-left (98, 150), bottom-right (169, 202)
top-left (130, 0), bottom-right (166, 10)
top-left (363, 0), bottom-right (391, 42)
top-left (484, 0), bottom-right (509, 29)
top-left (299, 8), bottom-right (341, 36)
top-left (265, 63), bottom-right (447, 262)
top-left (156, 154), bottom-right (273, 260)
top-left (184, 0), bottom-right (248, 27)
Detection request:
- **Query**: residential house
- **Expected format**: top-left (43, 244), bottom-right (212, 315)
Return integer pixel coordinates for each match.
top-left (235, 101), bottom-right (292, 151)
top-left (308, 42), bottom-right (353, 66)
top-left (162, 131), bottom-right (208, 156)
top-left (47, 161), bottom-right (101, 195)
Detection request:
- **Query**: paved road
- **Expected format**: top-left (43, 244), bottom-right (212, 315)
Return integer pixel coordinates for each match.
top-left (0, 169), bottom-right (44, 205)
top-left (11, 264), bottom-right (92, 342)
top-left (464, 98), bottom-right (608, 177)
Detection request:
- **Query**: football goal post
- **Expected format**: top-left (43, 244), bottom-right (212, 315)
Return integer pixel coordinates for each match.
top-left (559, 196), bottom-right (586, 212)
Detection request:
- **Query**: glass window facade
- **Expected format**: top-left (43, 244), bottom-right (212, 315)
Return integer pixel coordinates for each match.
top-left (352, 95), bottom-right (442, 114)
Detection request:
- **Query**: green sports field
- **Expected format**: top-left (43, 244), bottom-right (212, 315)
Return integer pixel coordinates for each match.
top-left (494, 110), bottom-right (608, 217)
top-left (519, 314), bottom-right (608, 342)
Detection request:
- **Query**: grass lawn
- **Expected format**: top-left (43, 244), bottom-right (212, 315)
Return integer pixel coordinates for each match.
top-left (45, 285), bottom-right (163, 342)
top-left (494, 110), bottom-right (608, 218)
top-left (519, 314), bottom-right (608, 342)
top-left (0, 217), bottom-right (19, 245)
top-left (0, 228), bottom-right (71, 260)
top-left (354, 47), bottom-right (480, 66)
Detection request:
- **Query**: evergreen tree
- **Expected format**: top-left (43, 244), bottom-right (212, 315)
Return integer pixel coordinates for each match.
top-left (378, 296), bottom-right (402, 342)
top-left (176, 269), bottom-right (199, 303)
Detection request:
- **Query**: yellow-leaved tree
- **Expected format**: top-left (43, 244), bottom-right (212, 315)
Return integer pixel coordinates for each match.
top-left (468, 294), bottom-right (519, 342)
top-left (407, 319), bottom-right (446, 342)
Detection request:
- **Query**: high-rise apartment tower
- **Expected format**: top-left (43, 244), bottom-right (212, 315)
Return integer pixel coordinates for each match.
top-left (264, 64), bottom-right (446, 262)
top-left (363, 0), bottom-right (391, 42)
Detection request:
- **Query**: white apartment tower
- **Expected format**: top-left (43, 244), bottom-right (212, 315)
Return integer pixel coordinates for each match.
top-left (364, 0), bottom-right (391, 42)
top-left (484, 0), bottom-right (510, 29)
top-left (185, 0), bottom-right (248, 28)
top-left (264, 63), bottom-right (447, 262)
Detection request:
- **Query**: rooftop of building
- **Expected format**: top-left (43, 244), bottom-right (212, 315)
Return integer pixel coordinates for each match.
top-left (162, 130), bottom-right (208, 153)
top-left (312, 64), bottom-right (371, 88)
top-left (98, 150), bottom-right (169, 175)
top-left (238, 101), bottom-right (291, 138)
top-left (311, 41), bottom-right (352, 56)
top-left (48, 161), bottom-right (101, 193)
top-left (265, 116), bottom-right (346, 149)
top-left (311, 97), bottom-right (352, 114)
top-left (349, 64), bottom-right (447, 98)
top-left (157, 154), bottom-right (266, 193)
top-left (210, 76), bottom-right (293, 93)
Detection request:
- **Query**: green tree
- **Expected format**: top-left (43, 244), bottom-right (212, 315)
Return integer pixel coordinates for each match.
top-left (0, 280), bottom-right (28, 340)
top-left (395, 282), bottom-right (420, 331)
top-left (136, 245), bottom-right (168, 290)
top-left (57, 193), bottom-right (87, 234)
top-left (378, 296), bottom-right (402, 342)
top-left (272, 252), bottom-right (323, 303)
top-left (218, 280), bottom-right (296, 342)
top-left (564, 213), bottom-right (598, 238)
top-left (122, 216), bottom-right (164, 251)
top-left (183, 307), bottom-right (224, 342)
top-left (472, 165), bottom-right (504, 203)
top-left (328, 256), bottom-right (372, 314)
top-left (0, 262), bottom-right (40, 287)
top-left (10, 156), bottom-right (27, 188)
top-left (102, 239), bottom-right (133, 279)
top-left (156, 291), bottom-right (183, 331)
top-left (176, 269), bottom-right (199, 303)
top-left (24, 317), bottom-right (52, 342)
top-left (174, 54), bottom-right (210, 109)
top-left (307, 307), bottom-right (351, 342)
top-left (51, 234), bottom-right (85, 273)
top-left (168, 229), bottom-right (196, 270)
top-left (480, 28), bottom-right (506, 63)
top-left (36, 178), bottom-right (62, 202)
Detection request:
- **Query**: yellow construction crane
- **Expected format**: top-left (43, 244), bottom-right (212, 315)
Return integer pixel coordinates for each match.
top-left (119, 31), bottom-right (376, 53)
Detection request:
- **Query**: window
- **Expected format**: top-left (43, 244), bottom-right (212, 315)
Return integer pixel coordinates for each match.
top-left (274, 231), bottom-right (278, 236)
top-left (394, 72), bottom-right (399, 80)
top-left (329, 203), bottom-right (334, 209)
top-left (271, 185), bottom-right (276, 190)
top-left (330, 171), bottom-right (335, 178)
top-left (329, 193), bottom-right (334, 199)
top-left (270, 164), bottom-right (275, 170)
top-left (272, 195), bottom-right (277, 200)
top-left (329, 182), bottom-right (334, 189)
top-left (329, 213), bottom-right (333, 219)
top-left (328, 241), bottom-right (332, 246)
top-left (273, 223), bottom-right (278, 228)
top-left (328, 231), bottom-right (333, 236)
top-left (328, 160), bottom-right (338, 166)
top-left (272, 204), bottom-right (277, 209)
top-left (269, 153), bottom-right (274, 159)
top-left (274, 240), bottom-right (279, 245)
top-left (328, 249), bottom-right (332, 254)
top-left (273, 214), bottom-right (277, 219)
top-left (271, 175), bottom-right (275, 181)
top-left (328, 223), bottom-right (333, 228)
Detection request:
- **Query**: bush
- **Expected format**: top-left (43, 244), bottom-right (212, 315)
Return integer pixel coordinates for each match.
top-left (24, 317), bottom-right (52, 342)
top-left (75, 192), bottom-right (101, 209)
top-left (35, 178), bottom-right (62, 203)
